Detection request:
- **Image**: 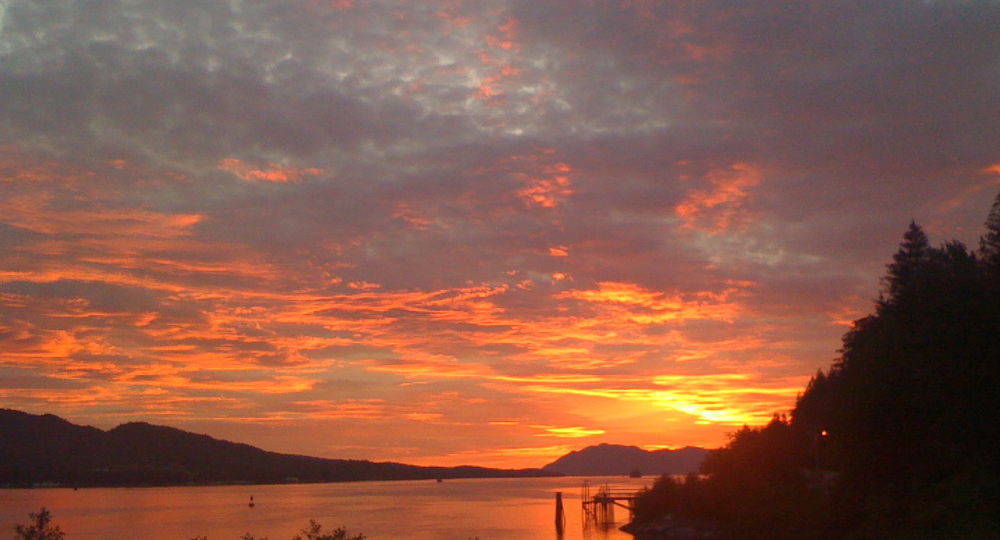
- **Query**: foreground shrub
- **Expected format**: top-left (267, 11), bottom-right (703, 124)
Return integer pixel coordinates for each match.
top-left (14, 508), bottom-right (64, 540)
top-left (240, 519), bottom-right (365, 540)
top-left (15, 507), bottom-right (364, 540)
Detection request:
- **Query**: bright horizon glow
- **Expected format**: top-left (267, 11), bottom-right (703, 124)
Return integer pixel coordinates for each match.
top-left (1, 0), bottom-right (997, 469)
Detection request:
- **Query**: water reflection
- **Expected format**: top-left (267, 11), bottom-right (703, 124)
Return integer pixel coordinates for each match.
top-left (1, 477), bottom-right (649, 540)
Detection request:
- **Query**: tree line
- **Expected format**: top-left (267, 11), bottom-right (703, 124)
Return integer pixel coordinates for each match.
top-left (633, 193), bottom-right (1000, 538)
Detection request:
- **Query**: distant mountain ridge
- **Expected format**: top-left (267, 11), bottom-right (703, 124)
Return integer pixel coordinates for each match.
top-left (0, 409), bottom-right (553, 486)
top-left (542, 443), bottom-right (708, 476)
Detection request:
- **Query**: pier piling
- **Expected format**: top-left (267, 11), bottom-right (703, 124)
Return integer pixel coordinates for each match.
top-left (581, 483), bottom-right (640, 528)
top-left (555, 491), bottom-right (565, 536)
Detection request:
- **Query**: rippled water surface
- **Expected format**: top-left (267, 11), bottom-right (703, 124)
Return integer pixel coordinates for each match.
top-left (1, 476), bottom-right (650, 539)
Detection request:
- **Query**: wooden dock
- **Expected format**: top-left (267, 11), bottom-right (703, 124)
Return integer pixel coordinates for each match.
top-left (581, 481), bottom-right (642, 526)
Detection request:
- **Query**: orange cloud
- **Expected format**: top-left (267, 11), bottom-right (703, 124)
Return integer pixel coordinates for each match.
top-left (0, 148), bottom-right (810, 468)
top-left (675, 163), bottom-right (763, 232)
top-left (537, 425), bottom-right (606, 438)
top-left (516, 161), bottom-right (574, 208)
top-left (476, 62), bottom-right (522, 101)
top-left (393, 201), bottom-right (434, 230)
top-left (523, 373), bottom-right (806, 427)
top-left (485, 16), bottom-right (519, 52)
top-left (1, 197), bottom-right (202, 238)
top-left (289, 399), bottom-right (388, 419)
top-left (436, 0), bottom-right (471, 28)
top-left (559, 281), bottom-right (745, 323)
top-left (218, 158), bottom-right (325, 183)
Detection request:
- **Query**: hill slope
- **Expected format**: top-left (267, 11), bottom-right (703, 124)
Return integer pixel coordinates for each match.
top-left (542, 443), bottom-right (707, 476)
top-left (0, 409), bottom-right (552, 486)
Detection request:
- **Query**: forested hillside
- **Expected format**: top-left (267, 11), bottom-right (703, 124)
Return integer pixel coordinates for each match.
top-left (0, 409), bottom-right (552, 486)
top-left (632, 194), bottom-right (1000, 538)
top-left (541, 443), bottom-right (706, 476)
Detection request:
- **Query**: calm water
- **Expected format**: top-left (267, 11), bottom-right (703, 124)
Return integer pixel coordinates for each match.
top-left (0, 476), bottom-right (650, 539)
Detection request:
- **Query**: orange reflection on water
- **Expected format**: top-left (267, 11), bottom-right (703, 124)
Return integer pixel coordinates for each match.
top-left (0, 478), bottom-right (648, 540)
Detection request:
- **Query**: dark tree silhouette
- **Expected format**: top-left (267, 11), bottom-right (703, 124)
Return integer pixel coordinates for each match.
top-left (979, 191), bottom-right (1000, 268)
top-left (239, 520), bottom-right (365, 540)
top-left (882, 220), bottom-right (930, 305)
top-left (14, 508), bottom-right (64, 540)
top-left (633, 193), bottom-right (1000, 538)
top-left (291, 520), bottom-right (365, 540)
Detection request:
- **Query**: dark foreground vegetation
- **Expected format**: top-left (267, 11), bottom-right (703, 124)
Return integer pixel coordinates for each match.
top-left (0, 410), bottom-right (552, 487)
top-left (12, 507), bottom-right (364, 540)
top-left (632, 194), bottom-right (1000, 538)
top-left (13, 508), bottom-right (63, 540)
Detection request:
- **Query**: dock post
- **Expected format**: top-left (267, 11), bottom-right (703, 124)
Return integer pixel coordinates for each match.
top-left (555, 491), bottom-right (565, 536)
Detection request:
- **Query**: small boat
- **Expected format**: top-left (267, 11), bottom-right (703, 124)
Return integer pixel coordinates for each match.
top-left (629, 469), bottom-right (642, 478)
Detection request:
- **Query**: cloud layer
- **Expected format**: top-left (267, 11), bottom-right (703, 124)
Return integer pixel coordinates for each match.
top-left (1, 0), bottom-right (997, 467)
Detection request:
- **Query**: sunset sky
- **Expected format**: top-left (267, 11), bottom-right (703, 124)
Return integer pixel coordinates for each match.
top-left (1, 0), bottom-right (998, 468)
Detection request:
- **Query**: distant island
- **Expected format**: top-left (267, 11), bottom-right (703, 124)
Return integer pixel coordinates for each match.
top-left (0, 409), bottom-right (554, 487)
top-left (542, 443), bottom-right (707, 476)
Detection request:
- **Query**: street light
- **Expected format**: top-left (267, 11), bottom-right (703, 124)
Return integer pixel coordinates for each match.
top-left (815, 429), bottom-right (829, 469)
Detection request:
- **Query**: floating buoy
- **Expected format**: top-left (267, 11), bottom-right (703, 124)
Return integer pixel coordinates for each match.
top-left (248, 495), bottom-right (255, 508)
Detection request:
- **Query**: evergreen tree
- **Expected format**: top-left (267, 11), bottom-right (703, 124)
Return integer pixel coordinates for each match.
top-left (980, 191), bottom-right (1000, 271)
top-left (882, 220), bottom-right (930, 305)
